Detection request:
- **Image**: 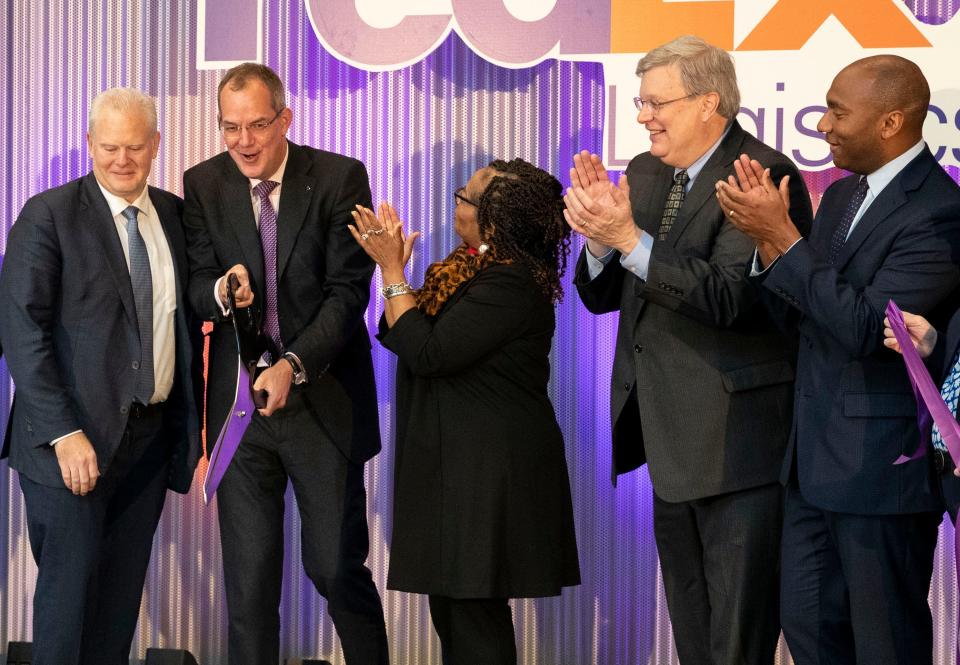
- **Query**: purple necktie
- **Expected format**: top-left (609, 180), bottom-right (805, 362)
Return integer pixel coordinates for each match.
top-left (828, 176), bottom-right (869, 264)
top-left (253, 180), bottom-right (282, 356)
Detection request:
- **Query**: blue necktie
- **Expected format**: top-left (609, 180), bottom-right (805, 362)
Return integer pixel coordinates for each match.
top-left (828, 176), bottom-right (869, 264)
top-left (933, 351), bottom-right (960, 452)
top-left (123, 205), bottom-right (154, 404)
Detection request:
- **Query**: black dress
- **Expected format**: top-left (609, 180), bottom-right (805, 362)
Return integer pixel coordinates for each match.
top-left (379, 262), bottom-right (580, 598)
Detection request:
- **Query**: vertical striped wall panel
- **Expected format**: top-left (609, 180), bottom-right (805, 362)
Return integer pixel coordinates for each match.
top-left (2, 2), bottom-right (959, 664)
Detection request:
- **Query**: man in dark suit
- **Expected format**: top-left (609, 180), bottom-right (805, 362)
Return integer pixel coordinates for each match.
top-left (182, 63), bottom-right (389, 665)
top-left (0, 88), bottom-right (202, 665)
top-left (718, 55), bottom-right (960, 665)
top-left (564, 36), bottom-right (812, 665)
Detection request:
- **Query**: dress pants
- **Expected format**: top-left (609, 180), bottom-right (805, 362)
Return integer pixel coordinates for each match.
top-left (780, 482), bottom-right (940, 665)
top-left (428, 596), bottom-right (516, 665)
top-left (216, 391), bottom-right (388, 665)
top-left (19, 405), bottom-right (171, 665)
top-left (653, 482), bottom-right (783, 665)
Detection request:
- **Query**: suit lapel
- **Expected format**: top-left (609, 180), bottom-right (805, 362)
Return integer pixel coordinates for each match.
top-left (151, 188), bottom-right (187, 306)
top-left (219, 163), bottom-right (265, 296)
top-left (834, 149), bottom-right (934, 271)
top-left (276, 143), bottom-right (316, 279)
top-left (80, 174), bottom-right (137, 326)
top-left (666, 121), bottom-right (745, 244)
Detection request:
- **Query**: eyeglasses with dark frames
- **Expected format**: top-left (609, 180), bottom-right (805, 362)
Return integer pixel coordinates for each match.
top-left (454, 186), bottom-right (479, 207)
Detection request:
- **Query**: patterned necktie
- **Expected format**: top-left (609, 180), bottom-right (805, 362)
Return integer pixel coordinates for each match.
top-left (123, 205), bottom-right (154, 404)
top-left (933, 351), bottom-right (960, 452)
top-left (253, 180), bottom-right (282, 356)
top-left (657, 169), bottom-right (689, 241)
top-left (828, 176), bottom-right (869, 264)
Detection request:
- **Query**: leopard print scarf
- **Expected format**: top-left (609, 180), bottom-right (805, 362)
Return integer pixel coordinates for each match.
top-left (416, 244), bottom-right (511, 316)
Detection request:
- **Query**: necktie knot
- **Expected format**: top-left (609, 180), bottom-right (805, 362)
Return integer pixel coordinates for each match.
top-left (122, 205), bottom-right (140, 225)
top-left (253, 180), bottom-right (279, 201)
top-left (674, 169), bottom-right (689, 187)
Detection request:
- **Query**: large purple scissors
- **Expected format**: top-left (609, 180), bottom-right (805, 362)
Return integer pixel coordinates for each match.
top-left (203, 275), bottom-right (267, 504)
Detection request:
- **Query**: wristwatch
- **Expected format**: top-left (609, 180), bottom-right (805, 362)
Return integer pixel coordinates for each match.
top-left (283, 352), bottom-right (308, 385)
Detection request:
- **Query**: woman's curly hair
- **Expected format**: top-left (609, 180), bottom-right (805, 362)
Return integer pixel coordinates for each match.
top-left (477, 158), bottom-right (571, 302)
top-left (416, 159), bottom-right (571, 315)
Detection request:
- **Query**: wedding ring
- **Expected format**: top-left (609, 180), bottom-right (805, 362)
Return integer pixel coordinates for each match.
top-left (360, 233), bottom-right (369, 240)
top-left (371, 228), bottom-right (385, 235)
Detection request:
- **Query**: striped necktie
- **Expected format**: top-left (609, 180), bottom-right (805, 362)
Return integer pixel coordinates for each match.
top-left (253, 180), bottom-right (282, 357)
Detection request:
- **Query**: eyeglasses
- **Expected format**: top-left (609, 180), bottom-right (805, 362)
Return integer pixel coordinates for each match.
top-left (454, 187), bottom-right (478, 207)
top-left (220, 108), bottom-right (284, 138)
top-left (633, 94), bottom-right (696, 115)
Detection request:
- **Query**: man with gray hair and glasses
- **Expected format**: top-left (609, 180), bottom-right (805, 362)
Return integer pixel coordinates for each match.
top-left (0, 88), bottom-right (202, 664)
top-left (564, 36), bottom-right (812, 664)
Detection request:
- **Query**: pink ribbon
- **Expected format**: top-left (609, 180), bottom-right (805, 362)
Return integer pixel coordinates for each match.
top-left (886, 299), bottom-right (960, 663)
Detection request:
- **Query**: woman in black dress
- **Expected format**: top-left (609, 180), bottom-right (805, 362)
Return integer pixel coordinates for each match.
top-left (350, 158), bottom-right (580, 665)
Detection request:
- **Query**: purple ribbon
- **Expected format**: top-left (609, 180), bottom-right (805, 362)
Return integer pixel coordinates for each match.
top-left (886, 299), bottom-right (960, 664)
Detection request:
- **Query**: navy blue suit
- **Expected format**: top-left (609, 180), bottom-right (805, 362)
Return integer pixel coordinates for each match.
top-left (759, 147), bottom-right (960, 665)
top-left (0, 173), bottom-right (202, 665)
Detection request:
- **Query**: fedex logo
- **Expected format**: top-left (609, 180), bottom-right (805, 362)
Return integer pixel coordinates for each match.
top-left (198, 0), bottom-right (954, 70)
top-left (196, 1), bottom-right (960, 171)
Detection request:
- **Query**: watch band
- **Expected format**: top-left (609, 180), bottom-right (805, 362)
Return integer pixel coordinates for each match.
top-left (282, 352), bottom-right (307, 385)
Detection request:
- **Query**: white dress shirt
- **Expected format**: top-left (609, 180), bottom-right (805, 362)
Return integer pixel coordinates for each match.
top-left (52, 183), bottom-right (177, 445)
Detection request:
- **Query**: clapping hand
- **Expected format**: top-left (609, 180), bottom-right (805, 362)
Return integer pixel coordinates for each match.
top-left (349, 203), bottom-right (420, 277)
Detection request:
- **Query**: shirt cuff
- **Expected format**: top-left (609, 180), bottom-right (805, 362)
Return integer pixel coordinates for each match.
top-left (750, 237), bottom-right (803, 276)
top-left (585, 246), bottom-right (617, 280)
top-left (619, 231), bottom-right (654, 281)
top-left (214, 276), bottom-right (230, 316)
top-left (50, 429), bottom-right (82, 446)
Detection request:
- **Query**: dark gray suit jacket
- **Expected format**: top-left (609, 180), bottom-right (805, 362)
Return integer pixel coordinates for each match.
top-left (182, 141), bottom-right (381, 464)
top-left (575, 121), bottom-right (813, 502)
top-left (0, 173), bottom-right (203, 492)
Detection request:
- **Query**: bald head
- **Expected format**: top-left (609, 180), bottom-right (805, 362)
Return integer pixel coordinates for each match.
top-left (841, 55), bottom-right (929, 136)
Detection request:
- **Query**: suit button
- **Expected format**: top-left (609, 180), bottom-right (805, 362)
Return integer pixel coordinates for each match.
top-left (132, 361), bottom-right (140, 370)
top-left (120, 405), bottom-right (129, 415)
top-left (634, 344), bottom-right (643, 353)
top-left (623, 382), bottom-right (631, 391)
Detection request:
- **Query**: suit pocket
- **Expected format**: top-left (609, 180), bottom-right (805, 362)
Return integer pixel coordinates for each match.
top-left (842, 392), bottom-right (917, 418)
top-left (721, 360), bottom-right (795, 392)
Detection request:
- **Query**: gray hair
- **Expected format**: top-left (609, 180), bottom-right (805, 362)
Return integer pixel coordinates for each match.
top-left (217, 62), bottom-right (286, 121)
top-left (88, 88), bottom-right (158, 134)
top-left (636, 35), bottom-right (741, 119)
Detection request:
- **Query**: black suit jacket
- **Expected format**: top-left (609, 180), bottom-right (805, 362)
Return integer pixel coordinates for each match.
top-left (575, 121), bottom-right (813, 502)
top-left (761, 147), bottom-right (960, 515)
top-left (0, 173), bottom-right (203, 492)
top-left (182, 141), bottom-right (381, 463)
